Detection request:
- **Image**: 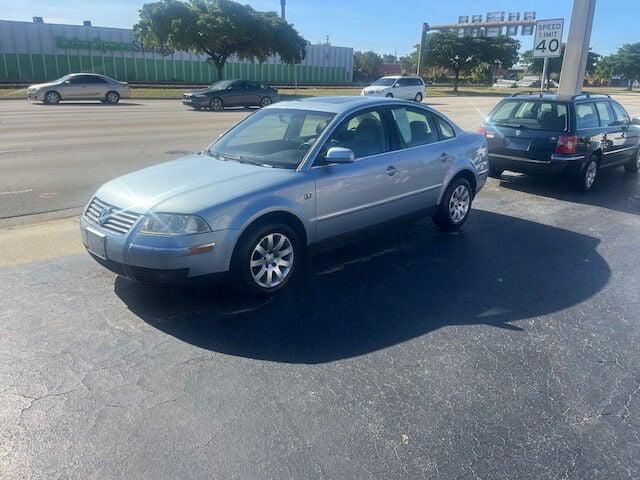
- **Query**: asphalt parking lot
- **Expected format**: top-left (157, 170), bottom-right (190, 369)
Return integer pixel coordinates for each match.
top-left (1, 95), bottom-right (640, 479)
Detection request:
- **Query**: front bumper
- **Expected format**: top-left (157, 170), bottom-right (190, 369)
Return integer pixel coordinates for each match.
top-left (26, 92), bottom-right (43, 101)
top-left (182, 96), bottom-right (210, 107)
top-left (80, 215), bottom-right (241, 281)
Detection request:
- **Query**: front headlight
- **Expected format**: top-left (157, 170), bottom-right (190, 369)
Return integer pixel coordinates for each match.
top-left (139, 213), bottom-right (211, 236)
top-left (194, 94), bottom-right (208, 98)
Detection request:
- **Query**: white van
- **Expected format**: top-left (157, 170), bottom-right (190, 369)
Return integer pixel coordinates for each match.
top-left (361, 76), bottom-right (426, 102)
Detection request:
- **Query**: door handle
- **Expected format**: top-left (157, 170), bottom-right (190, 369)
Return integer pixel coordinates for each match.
top-left (386, 166), bottom-right (398, 176)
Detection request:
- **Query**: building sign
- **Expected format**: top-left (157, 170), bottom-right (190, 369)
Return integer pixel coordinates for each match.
top-left (54, 36), bottom-right (173, 56)
top-left (533, 19), bottom-right (564, 58)
top-left (486, 11), bottom-right (505, 23)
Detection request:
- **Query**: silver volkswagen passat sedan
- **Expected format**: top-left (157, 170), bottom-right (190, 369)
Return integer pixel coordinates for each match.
top-left (81, 96), bottom-right (488, 294)
top-left (26, 73), bottom-right (131, 104)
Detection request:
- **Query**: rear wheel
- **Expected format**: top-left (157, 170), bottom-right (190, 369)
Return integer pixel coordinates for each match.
top-left (386, 93), bottom-right (393, 98)
top-left (105, 91), bottom-right (120, 104)
top-left (43, 90), bottom-right (60, 105)
top-left (576, 155), bottom-right (599, 192)
top-left (209, 97), bottom-right (223, 111)
top-left (624, 148), bottom-right (640, 173)
top-left (260, 97), bottom-right (272, 108)
top-left (414, 92), bottom-right (423, 103)
top-left (233, 223), bottom-right (299, 295)
top-left (432, 177), bottom-right (473, 230)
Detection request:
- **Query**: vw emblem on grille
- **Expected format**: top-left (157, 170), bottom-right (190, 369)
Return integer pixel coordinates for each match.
top-left (99, 206), bottom-right (113, 225)
top-left (515, 129), bottom-right (522, 136)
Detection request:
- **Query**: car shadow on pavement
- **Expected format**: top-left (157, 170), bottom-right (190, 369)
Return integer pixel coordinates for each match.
top-left (497, 170), bottom-right (640, 216)
top-left (115, 210), bottom-right (610, 364)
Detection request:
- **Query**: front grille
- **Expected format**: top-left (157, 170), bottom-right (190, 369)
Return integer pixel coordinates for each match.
top-left (85, 197), bottom-right (141, 235)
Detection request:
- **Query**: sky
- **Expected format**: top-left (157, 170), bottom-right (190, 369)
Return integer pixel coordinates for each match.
top-left (1, 0), bottom-right (637, 57)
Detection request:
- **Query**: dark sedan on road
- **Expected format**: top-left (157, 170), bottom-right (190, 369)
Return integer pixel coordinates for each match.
top-left (182, 80), bottom-right (279, 111)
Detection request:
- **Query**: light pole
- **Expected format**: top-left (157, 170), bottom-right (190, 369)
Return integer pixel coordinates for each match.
top-left (558, 0), bottom-right (596, 97)
top-left (416, 23), bottom-right (428, 77)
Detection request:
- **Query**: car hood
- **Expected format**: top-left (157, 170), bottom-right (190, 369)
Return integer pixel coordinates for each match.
top-left (95, 154), bottom-right (295, 215)
top-left (363, 85), bottom-right (391, 92)
top-left (28, 82), bottom-right (58, 90)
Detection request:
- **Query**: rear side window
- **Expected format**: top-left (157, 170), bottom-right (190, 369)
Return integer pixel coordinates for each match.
top-left (611, 102), bottom-right (630, 126)
top-left (489, 100), bottom-right (568, 131)
top-left (434, 116), bottom-right (455, 140)
top-left (594, 102), bottom-right (615, 127)
top-left (391, 107), bottom-right (439, 147)
top-left (575, 103), bottom-right (599, 129)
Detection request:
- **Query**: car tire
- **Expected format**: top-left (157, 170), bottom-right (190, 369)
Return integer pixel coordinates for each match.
top-left (43, 90), bottom-right (60, 105)
top-left (260, 97), bottom-right (272, 108)
top-left (488, 167), bottom-right (503, 178)
top-left (432, 177), bottom-right (473, 231)
top-left (576, 155), bottom-right (599, 192)
top-left (209, 97), bottom-right (223, 111)
top-left (414, 92), bottom-right (423, 103)
top-left (386, 93), bottom-right (393, 98)
top-left (105, 91), bottom-right (120, 104)
top-left (624, 148), bottom-right (640, 173)
top-left (233, 222), bottom-right (300, 295)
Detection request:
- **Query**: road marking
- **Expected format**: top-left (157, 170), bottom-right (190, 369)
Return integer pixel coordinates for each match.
top-left (0, 148), bottom-right (32, 154)
top-left (39, 192), bottom-right (58, 199)
top-left (0, 188), bottom-right (33, 196)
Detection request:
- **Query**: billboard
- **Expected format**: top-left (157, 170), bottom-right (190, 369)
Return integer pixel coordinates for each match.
top-left (524, 11), bottom-right (536, 21)
top-left (472, 15), bottom-right (483, 24)
top-left (458, 15), bottom-right (469, 24)
top-left (508, 12), bottom-right (520, 22)
top-left (486, 11), bottom-right (505, 23)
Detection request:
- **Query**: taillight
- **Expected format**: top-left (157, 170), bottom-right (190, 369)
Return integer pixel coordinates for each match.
top-left (555, 135), bottom-right (578, 154)
top-left (477, 126), bottom-right (495, 139)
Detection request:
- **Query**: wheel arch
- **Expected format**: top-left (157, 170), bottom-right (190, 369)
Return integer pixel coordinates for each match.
top-left (437, 168), bottom-right (477, 205)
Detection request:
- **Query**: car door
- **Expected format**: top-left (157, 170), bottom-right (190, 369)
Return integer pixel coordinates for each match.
top-left (610, 101), bottom-right (638, 163)
top-left (82, 75), bottom-right (106, 98)
top-left (60, 75), bottom-right (87, 99)
top-left (223, 81), bottom-right (248, 107)
top-left (386, 105), bottom-right (451, 210)
top-left (311, 108), bottom-right (404, 241)
top-left (394, 77), bottom-right (410, 100)
top-left (575, 102), bottom-right (608, 161)
top-left (244, 81), bottom-right (262, 106)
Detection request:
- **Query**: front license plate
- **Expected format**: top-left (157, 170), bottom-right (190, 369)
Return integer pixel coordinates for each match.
top-left (85, 227), bottom-right (107, 259)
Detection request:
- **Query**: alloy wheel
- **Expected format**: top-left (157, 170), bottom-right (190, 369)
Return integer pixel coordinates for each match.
top-left (210, 98), bottom-right (222, 111)
top-left (415, 92), bottom-right (423, 103)
top-left (45, 91), bottom-right (59, 104)
top-left (449, 184), bottom-right (470, 224)
top-left (250, 233), bottom-right (294, 289)
top-left (585, 160), bottom-right (597, 189)
top-left (260, 97), bottom-right (272, 107)
top-left (105, 91), bottom-right (119, 104)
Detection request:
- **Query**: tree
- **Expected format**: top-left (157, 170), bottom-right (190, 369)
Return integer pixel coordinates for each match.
top-left (424, 33), bottom-right (519, 91)
top-left (522, 46), bottom-right (600, 86)
top-left (609, 43), bottom-right (640, 91)
top-left (134, 0), bottom-right (307, 81)
top-left (594, 55), bottom-right (615, 86)
top-left (353, 51), bottom-right (383, 81)
top-left (381, 53), bottom-right (397, 64)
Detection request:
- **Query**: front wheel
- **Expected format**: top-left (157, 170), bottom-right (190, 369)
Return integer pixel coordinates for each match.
top-left (209, 97), bottom-right (223, 111)
top-left (624, 148), bottom-right (640, 173)
top-left (233, 223), bottom-right (299, 295)
top-left (414, 92), bottom-right (423, 103)
top-left (260, 97), bottom-right (272, 108)
top-left (105, 91), bottom-right (120, 104)
top-left (432, 178), bottom-right (473, 231)
top-left (43, 90), bottom-right (60, 105)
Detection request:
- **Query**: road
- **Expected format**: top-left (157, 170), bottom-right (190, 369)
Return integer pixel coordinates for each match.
top-left (1, 94), bottom-right (640, 479)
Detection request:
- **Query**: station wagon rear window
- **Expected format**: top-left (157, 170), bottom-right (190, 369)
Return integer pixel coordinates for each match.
top-left (489, 100), bottom-right (568, 131)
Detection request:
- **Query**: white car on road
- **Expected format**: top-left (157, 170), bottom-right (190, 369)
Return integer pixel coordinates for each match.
top-left (361, 76), bottom-right (426, 102)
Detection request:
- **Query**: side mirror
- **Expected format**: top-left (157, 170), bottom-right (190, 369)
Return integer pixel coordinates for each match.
top-left (325, 147), bottom-right (355, 164)
top-left (393, 83), bottom-right (399, 88)
top-left (64, 80), bottom-right (71, 85)
top-left (632, 117), bottom-right (640, 126)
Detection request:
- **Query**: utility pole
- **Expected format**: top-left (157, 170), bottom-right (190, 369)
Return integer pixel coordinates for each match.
top-left (558, 0), bottom-right (596, 97)
top-left (416, 23), bottom-right (428, 77)
top-left (280, 0), bottom-right (286, 19)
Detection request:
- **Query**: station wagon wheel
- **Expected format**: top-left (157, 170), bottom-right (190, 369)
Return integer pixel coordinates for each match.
top-left (43, 90), bottom-right (60, 105)
top-left (234, 222), bottom-right (299, 295)
top-left (577, 156), bottom-right (598, 192)
top-left (414, 92), bottom-right (423, 103)
top-left (433, 177), bottom-right (473, 230)
top-left (105, 91), bottom-right (120, 104)
top-left (386, 93), bottom-right (393, 98)
top-left (260, 97), bottom-right (272, 108)
top-left (209, 97), bottom-right (223, 111)
top-left (624, 147), bottom-right (640, 173)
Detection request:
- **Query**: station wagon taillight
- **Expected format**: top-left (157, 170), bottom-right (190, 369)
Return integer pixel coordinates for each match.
top-left (554, 135), bottom-right (578, 155)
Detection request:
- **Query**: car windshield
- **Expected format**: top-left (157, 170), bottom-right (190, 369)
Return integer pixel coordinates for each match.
top-left (372, 78), bottom-right (396, 86)
top-left (208, 108), bottom-right (335, 169)
top-left (208, 80), bottom-right (235, 90)
top-left (488, 100), bottom-right (568, 131)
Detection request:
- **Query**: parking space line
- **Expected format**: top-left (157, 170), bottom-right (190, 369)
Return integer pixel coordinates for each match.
top-left (0, 188), bottom-right (33, 196)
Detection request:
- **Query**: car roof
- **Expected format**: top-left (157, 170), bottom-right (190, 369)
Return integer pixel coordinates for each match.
top-left (502, 92), bottom-right (613, 103)
top-left (264, 96), bottom-right (409, 114)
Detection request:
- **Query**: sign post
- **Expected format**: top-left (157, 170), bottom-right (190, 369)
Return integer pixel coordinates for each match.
top-left (533, 18), bottom-right (564, 92)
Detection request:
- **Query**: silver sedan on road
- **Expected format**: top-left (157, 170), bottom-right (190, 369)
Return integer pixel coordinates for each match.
top-left (81, 96), bottom-right (489, 294)
top-left (27, 73), bottom-right (131, 104)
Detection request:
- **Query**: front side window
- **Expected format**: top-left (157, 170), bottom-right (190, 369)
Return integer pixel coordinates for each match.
top-left (391, 107), bottom-right (439, 147)
top-left (227, 81), bottom-right (245, 91)
top-left (611, 102), bottom-right (630, 126)
top-left (575, 103), bottom-right (599, 129)
top-left (489, 100), bottom-right (568, 131)
top-left (68, 75), bottom-right (87, 84)
top-left (319, 110), bottom-right (387, 160)
top-left (209, 108), bottom-right (335, 169)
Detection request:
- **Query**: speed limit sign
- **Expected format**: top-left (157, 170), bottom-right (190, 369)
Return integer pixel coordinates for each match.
top-left (533, 19), bottom-right (564, 58)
